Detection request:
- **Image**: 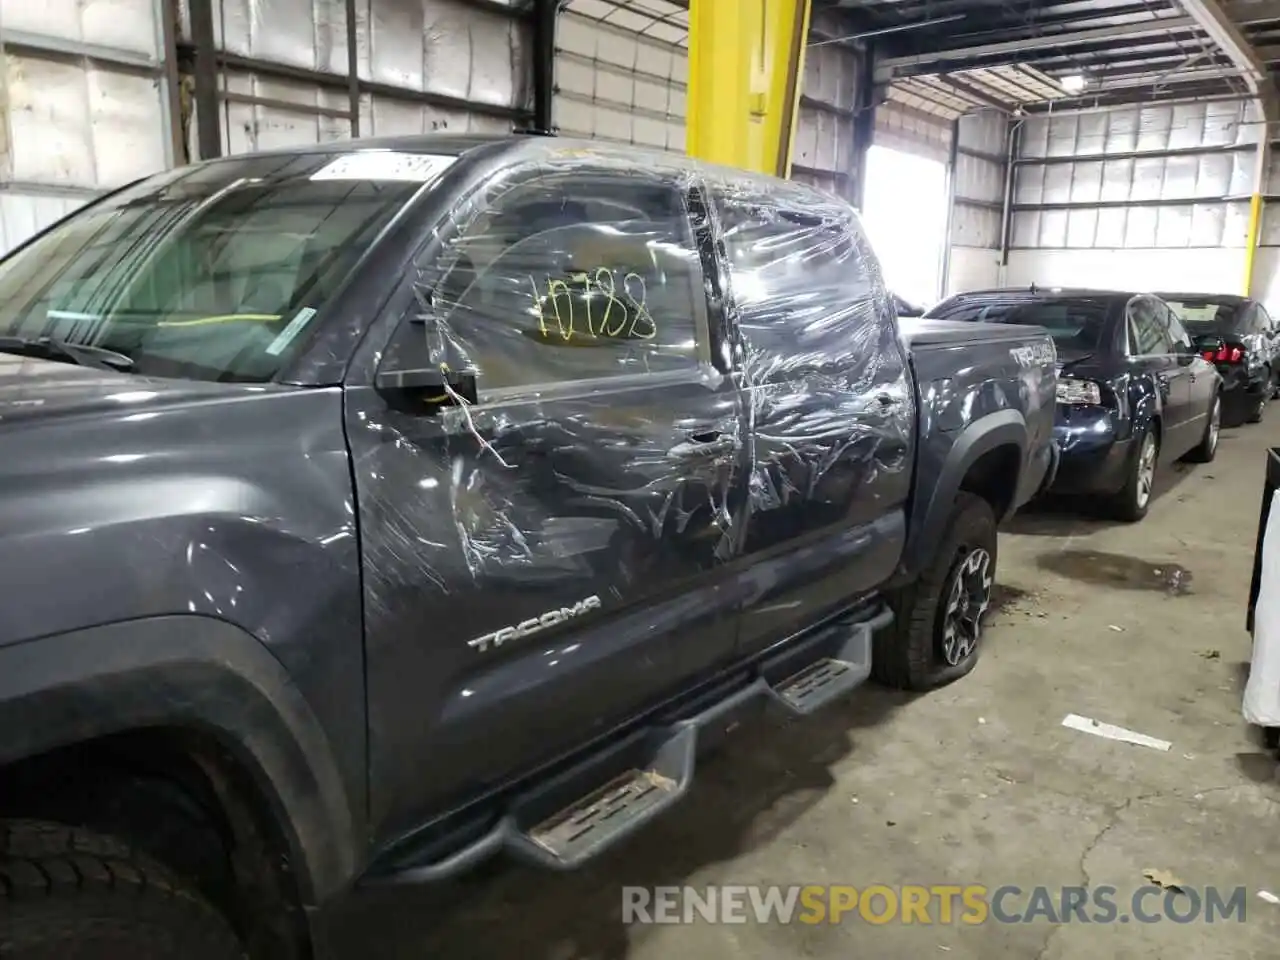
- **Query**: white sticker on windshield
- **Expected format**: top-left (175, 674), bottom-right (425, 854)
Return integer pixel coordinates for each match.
top-left (310, 151), bottom-right (456, 183)
top-left (266, 307), bottom-right (318, 356)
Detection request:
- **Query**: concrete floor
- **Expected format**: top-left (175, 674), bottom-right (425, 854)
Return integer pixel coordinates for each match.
top-left (335, 415), bottom-right (1280, 960)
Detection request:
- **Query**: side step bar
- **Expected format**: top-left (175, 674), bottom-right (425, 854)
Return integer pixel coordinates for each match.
top-left (364, 606), bottom-right (892, 886)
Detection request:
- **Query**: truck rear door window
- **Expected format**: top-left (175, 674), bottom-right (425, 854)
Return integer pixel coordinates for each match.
top-left (713, 195), bottom-right (880, 376)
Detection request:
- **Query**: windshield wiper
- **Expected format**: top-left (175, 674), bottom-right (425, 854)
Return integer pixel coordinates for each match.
top-left (0, 336), bottom-right (133, 372)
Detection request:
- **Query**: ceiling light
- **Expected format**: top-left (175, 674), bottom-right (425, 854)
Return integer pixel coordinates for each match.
top-left (1060, 74), bottom-right (1087, 94)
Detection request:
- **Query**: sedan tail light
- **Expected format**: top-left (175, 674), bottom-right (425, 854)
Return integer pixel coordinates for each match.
top-left (1204, 342), bottom-right (1246, 364)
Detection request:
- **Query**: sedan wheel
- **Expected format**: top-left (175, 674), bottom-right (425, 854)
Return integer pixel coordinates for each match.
top-left (1109, 426), bottom-right (1159, 522)
top-left (1135, 432), bottom-right (1157, 512)
top-left (1185, 393), bottom-right (1221, 464)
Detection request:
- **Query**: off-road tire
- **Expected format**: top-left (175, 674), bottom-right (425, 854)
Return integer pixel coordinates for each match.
top-left (874, 492), bottom-right (997, 691)
top-left (1184, 391), bottom-right (1221, 464)
top-left (1249, 390), bottom-right (1267, 424)
top-left (0, 819), bottom-right (245, 959)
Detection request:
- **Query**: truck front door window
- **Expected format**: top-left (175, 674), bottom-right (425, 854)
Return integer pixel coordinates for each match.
top-left (414, 173), bottom-right (706, 393)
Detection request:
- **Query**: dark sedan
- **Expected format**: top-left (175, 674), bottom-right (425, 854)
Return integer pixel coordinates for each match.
top-left (1160, 293), bottom-right (1280, 425)
top-left (926, 288), bottom-right (1221, 521)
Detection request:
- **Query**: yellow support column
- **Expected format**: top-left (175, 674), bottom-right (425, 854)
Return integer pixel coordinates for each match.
top-left (1244, 120), bottom-right (1272, 297)
top-left (686, 0), bottom-right (812, 177)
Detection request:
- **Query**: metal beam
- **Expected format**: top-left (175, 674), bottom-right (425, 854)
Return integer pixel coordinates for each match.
top-left (531, 0), bottom-right (558, 134)
top-left (686, 0), bottom-right (812, 176)
top-left (877, 17), bottom-right (1199, 78)
top-left (940, 75), bottom-right (1013, 111)
top-left (1178, 0), bottom-right (1272, 94)
top-left (1225, 0), bottom-right (1280, 26)
top-left (345, 0), bottom-right (360, 136)
top-left (188, 0), bottom-right (222, 161)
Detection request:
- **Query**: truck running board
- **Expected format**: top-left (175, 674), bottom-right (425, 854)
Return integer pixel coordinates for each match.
top-left (362, 606), bottom-right (893, 885)
top-left (770, 627), bottom-right (874, 715)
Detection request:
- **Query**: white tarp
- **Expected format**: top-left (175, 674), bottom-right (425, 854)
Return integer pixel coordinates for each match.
top-left (1244, 489), bottom-right (1280, 726)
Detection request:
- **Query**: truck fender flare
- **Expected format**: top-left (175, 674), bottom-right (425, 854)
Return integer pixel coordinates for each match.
top-left (0, 615), bottom-right (355, 905)
top-left (903, 410), bottom-right (1027, 579)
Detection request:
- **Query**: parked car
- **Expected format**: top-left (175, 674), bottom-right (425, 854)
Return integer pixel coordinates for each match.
top-left (1160, 292), bottom-right (1280, 424)
top-left (0, 136), bottom-right (1055, 958)
top-left (927, 287), bottom-right (1221, 521)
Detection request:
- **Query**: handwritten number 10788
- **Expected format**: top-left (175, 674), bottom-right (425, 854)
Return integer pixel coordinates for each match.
top-left (528, 269), bottom-right (658, 341)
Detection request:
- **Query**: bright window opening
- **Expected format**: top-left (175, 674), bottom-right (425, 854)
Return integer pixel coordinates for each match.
top-left (860, 144), bottom-right (949, 309)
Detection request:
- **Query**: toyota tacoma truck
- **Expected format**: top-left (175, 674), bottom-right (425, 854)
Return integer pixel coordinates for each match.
top-left (0, 135), bottom-right (1055, 958)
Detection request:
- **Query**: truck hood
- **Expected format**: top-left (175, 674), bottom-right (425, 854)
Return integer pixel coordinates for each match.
top-left (0, 353), bottom-right (257, 424)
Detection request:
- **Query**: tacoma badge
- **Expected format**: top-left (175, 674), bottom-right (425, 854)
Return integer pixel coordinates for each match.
top-left (468, 595), bottom-right (603, 652)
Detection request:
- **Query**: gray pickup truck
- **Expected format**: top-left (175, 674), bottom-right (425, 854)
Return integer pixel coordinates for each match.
top-left (0, 135), bottom-right (1056, 959)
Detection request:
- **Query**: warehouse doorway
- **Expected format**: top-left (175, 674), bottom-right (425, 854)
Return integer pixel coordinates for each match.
top-left (861, 144), bottom-right (949, 309)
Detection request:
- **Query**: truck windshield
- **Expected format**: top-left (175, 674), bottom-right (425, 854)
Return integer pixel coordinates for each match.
top-left (0, 152), bottom-right (434, 382)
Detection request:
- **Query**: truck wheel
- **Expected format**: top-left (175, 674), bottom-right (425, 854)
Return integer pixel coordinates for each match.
top-left (1109, 425), bottom-right (1157, 522)
top-left (0, 819), bottom-right (245, 960)
top-left (1184, 391), bottom-right (1221, 463)
top-left (874, 492), bottom-right (996, 691)
top-left (1249, 391), bottom-right (1266, 424)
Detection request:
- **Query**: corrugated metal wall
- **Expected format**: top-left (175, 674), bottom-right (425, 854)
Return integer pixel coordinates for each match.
top-left (553, 2), bottom-right (864, 200)
top-left (192, 0), bottom-right (529, 157)
top-left (948, 110), bottom-right (1005, 293)
top-left (0, 0), bottom-right (176, 250)
top-left (0, 0), bottom-right (531, 255)
top-left (874, 99), bottom-right (950, 163)
top-left (1005, 99), bottom-right (1270, 301)
top-left (553, 0), bottom-right (686, 154)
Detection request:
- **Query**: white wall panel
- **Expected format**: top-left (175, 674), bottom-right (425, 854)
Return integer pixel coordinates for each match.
top-left (1006, 248), bottom-right (1241, 294)
top-left (553, 3), bottom-right (861, 198)
top-left (875, 99), bottom-right (950, 163)
top-left (947, 246), bottom-right (1000, 294)
top-left (0, 0), bottom-right (172, 254)
top-left (207, 0), bottom-right (527, 158)
top-left (553, 9), bottom-right (685, 152)
top-left (2, 0), bottom-right (161, 56)
top-left (1010, 96), bottom-right (1264, 306)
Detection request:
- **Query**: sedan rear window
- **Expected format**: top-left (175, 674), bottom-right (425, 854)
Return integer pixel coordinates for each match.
top-left (924, 298), bottom-right (1025, 323)
top-left (999, 299), bottom-right (1113, 353)
top-left (0, 151), bottom-right (436, 382)
top-left (1163, 298), bottom-right (1240, 334)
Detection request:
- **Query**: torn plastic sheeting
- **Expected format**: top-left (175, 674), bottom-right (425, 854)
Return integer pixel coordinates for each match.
top-left (369, 140), bottom-right (912, 590)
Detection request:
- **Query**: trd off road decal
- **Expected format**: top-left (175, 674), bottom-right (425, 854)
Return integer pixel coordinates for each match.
top-left (1009, 342), bottom-right (1056, 368)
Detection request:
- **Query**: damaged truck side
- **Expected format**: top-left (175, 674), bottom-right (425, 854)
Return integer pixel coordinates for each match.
top-left (0, 136), bottom-right (1056, 958)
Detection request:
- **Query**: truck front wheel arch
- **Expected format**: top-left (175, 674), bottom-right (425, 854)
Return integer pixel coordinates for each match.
top-left (0, 616), bottom-right (357, 918)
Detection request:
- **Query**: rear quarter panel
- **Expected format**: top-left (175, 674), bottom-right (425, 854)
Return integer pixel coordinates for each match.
top-left (899, 323), bottom-right (1056, 577)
